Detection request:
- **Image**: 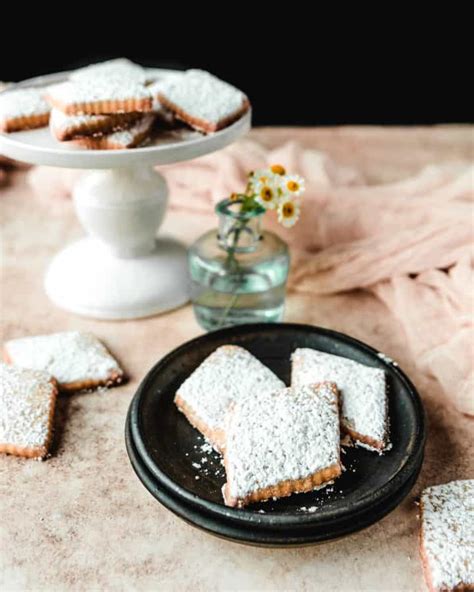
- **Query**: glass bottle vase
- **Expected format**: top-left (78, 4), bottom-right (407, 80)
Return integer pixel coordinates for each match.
top-left (188, 198), bottom-right (290, 331)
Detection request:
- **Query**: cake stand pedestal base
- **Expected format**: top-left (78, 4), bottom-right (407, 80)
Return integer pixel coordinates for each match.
top-left (45, 237), bottom-right (188, 320)
top-left (44, 166), bottom-right (189, 320)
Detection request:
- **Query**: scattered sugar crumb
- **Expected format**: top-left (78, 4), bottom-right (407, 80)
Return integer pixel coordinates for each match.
top-left (377, 352), bottom-right (398, 366)
top-left (195, 476), bottom-right (200, 480)
top-left (357, 441), bottom-right (384, 455)
top-left (199, 441), bottom-right (214, 454)
top-left (192, 462), bottom-right (201, 469)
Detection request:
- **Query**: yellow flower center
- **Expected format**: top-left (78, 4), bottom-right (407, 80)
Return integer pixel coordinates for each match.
top-left (259, 175), bottom-right (268, 183)
top-left (260, 187), bottom-right (273, 201)
top-left (230, 192), bottom-right (239, 201)
top-left (287, 180), bottom-right (299, 192)
top-left (282, 202), bottom-right (295, 217)
top-left (271, 164), bottom-right (286, 175)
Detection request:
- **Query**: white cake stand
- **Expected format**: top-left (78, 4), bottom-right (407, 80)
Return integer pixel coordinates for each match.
top-left (0, 69), bottom-right (251, 319)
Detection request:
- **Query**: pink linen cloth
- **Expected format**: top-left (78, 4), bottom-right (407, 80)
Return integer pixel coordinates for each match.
top-left (27, 139), bottom-right (474, 415)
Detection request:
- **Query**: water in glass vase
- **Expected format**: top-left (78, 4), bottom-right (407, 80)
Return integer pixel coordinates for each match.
top-left (188, 199), bottom-right (290, 331)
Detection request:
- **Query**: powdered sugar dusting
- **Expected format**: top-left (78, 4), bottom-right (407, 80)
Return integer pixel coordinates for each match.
top-left (176, 345), bottom-right (284, 433)
top-left (0, 88), bottom-right (50, 120)
top-left (0, 363), bottom-right (55, 451)
top-left (70, 58), bottom-right (147, 84)
top-left (160, 69), bottom-right (247, 126)
top-left (292, 349), bottom-right (389, 450)
top-left (421, 480), bottom-right (474, 591)
top-left (5, 331), bottom-right (122, 386)
top-left (225, 383), bottom-right (340, 501)
top-left (184, 434), bottom-right (226, 480)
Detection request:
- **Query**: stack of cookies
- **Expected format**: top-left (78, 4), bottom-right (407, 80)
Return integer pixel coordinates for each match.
top-left (46, 59), bottom-right (158, 149)
top-left (0, 59), bottom-right (250, 150)
top-left (175, 345), bottom-right (390, 508)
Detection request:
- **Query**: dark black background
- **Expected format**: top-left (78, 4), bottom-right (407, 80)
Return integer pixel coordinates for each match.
top-left (1, 45), bottom-right (472, 127)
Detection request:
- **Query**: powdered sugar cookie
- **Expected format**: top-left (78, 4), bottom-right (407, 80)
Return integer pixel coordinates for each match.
top-left (158, 69), bottom-right (250, 133)
top-left (420, 480), bottom-right (474, 592)
top-left (3, 331), bottom-right (124, 392)
top-left (0, 363), bottom-right (57, 458)
top-left (70, 114), bottom-right (155, 150)
top-left (50, 108), bottom-right (141, 141)
top-left (175, 345), bottom-right (284, 451)
top-left (46, 80), bottom-right (152, 115)
top-left (223, 383), bottom-right (342, 508)
top-left (292, 348), bottom-right (389, 452)
top-left (0, 88), bottom-right (51, 133)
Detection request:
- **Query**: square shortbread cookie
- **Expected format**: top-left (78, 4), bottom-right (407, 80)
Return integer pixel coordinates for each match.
top-left (50, 108), bottom-right (141, 141)
top-left (3, 331), bottom-right (124, 393)
top-left (223, 383), bottom-right (342, 508)
top-left (70, 114), bottom-right (155, 150)
top-left (0, 88), bottom-right (51, 133)
top-left (175, 345), bottom-right (285, 451)
top-left (0, 363), bottom-right (57, 458)
top-left (291, 348), bottom-right (389, 451)
top-left (46, 79), bottom-right (152, 115)
top-left (420, 480), bottom-right (474, 592)
top-left (158, 69), bottom-right (250, 133)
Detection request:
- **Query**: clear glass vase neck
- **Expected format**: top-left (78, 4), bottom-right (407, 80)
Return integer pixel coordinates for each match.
top-left (216, 197), bottom-right (265, 253)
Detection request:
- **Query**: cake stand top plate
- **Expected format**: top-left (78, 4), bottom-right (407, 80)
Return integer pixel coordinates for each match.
top-left (0, 69), bottom-right (251, 169)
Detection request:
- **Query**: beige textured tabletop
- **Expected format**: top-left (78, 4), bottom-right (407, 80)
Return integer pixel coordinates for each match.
top-left (1, 126), bottom-right (473, 592)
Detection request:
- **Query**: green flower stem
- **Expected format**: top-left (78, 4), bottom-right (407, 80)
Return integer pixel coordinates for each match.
top-left (217, 291), bottom-right (240, 328)
top-left (216, 204), bottom-right (255, 328)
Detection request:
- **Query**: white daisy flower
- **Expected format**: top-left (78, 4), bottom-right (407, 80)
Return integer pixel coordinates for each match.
top-left (249, 168), bottom-right (276, 192)
top-left (254, 178), bottom-right (281, 210)
top-left (282, 174), bottom-right (305, 197)
top-left (277, 197), bottom-right (301, 227)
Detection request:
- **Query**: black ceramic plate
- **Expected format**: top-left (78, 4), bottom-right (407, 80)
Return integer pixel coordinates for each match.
top-left (128, 323), bottom-right (425, 536)
top-left (125, 411), bottom-right (423, 546)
